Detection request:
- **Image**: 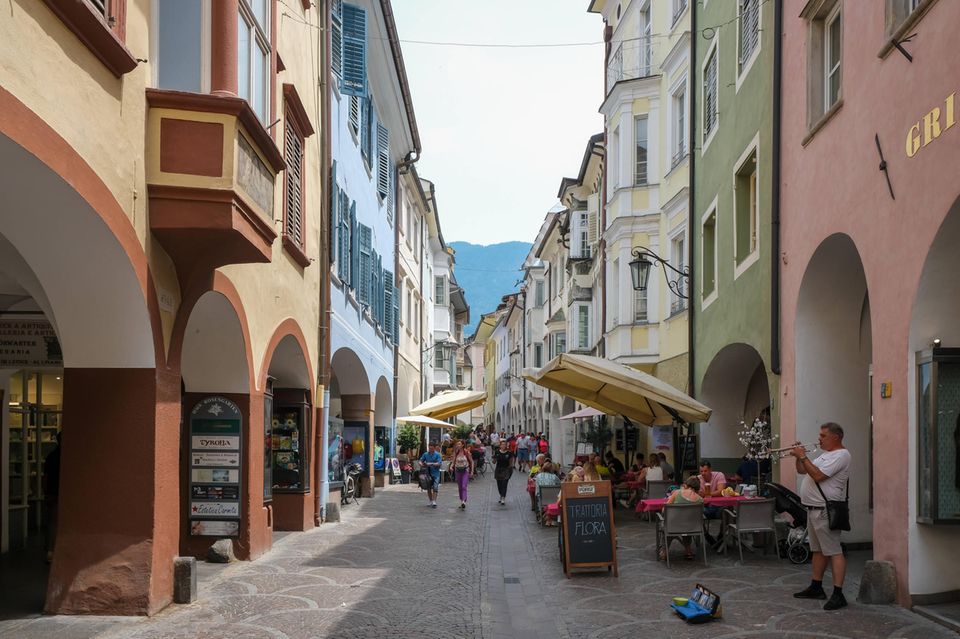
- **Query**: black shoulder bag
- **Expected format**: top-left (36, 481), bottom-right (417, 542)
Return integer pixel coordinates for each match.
top-left (815, 479), bottom-right (850, 531)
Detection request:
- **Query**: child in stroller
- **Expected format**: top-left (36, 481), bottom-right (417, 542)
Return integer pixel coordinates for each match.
top-left (471, 443), bottom-right (486, 478)
top-left (766, 482), bottom-right (811, 564)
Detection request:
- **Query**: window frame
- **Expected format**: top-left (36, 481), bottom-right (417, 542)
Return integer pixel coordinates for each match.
top-left (823, 4), bottom-right (842, 114)
top-left (43, 0), bottom-right (137, 77)
top-left (281, 84), bottom-right (314, 268)
top-left (701, 35), bottom-right (720, 153)
top-left (435, 275), bottom-right (446, 306)
top-left (633, 286), bottom-right (648, 324)
top-left (238, 0), bottom-right (272, 125)
top-left (736, 0), bottom-right (761, 91)
top-left (669, 231), bottom-right (688, 314)
top-left (700, 197), bottom-right (719, 309)
top-left (670, 78), bottom-right (688, 168)
top-left (732, 136), bottom-right (761, 279)
top-left (634, 115), bottom-right (649, 187)
top-left (152, 0), bottom-right (211, 92)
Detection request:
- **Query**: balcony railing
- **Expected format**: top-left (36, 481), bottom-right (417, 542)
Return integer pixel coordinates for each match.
top-left (606, 36), bottom-right (657, 95)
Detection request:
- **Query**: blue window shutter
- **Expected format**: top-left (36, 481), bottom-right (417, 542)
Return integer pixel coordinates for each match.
top-left (386, 161), bottom-right (395, 225)
top-left (393, 285), bottom-right (400, 344)
top-left (341, 3), bottom-right (367, 97)
top-left (360, 97), bottom-right (370, 164)
top-left (331, 1), bottom-right (343, 82)
top-left (376, 122), bottom-right (389, 201)
top-left (349, 202), bottom-right (359, 289)
top-left (358, 224), bottom-right (372, 305)
top-left (329, 161), bottom-right (338, 264)
top-left (383, 269), bottom-right (394, 339)
top-left (338, 192), bottom-right (349, 279)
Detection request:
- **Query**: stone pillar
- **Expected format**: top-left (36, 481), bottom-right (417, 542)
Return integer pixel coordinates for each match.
top-left (211, 0), bottom-right (240, 96)
top-left (45, 368), bottom-right (180, 615)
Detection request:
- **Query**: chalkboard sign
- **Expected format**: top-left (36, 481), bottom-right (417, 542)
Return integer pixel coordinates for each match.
top-left (678, 434), bottom-right (699, 472)
top-left (559, 481), bottom-right (618, 578)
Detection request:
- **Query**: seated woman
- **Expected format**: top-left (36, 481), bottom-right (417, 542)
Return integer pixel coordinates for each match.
top-left (581, 461), bottom-right (602, 482)
top-left (535, 461), bottom-right (562, 521)
top-left (660, 477), bottom-right (703, 561)
top-left (619, 454), bottom-right (665, 509)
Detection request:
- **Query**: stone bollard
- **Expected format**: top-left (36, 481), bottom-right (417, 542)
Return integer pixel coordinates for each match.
top-left (207, 539), bottom-right (236, 563)
top-left (173, 556), bottom-right (197, 604)
top-left (857, 560), bottom-right (897, 604)
top-left (325, 500), bottom-right (341, 523)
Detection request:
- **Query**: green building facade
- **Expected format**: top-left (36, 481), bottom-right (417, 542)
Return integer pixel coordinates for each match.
top-left (690, 0), bottom-right (780, 476)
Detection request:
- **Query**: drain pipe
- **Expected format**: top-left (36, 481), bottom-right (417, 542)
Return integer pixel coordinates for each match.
top-left (771, 0), bottom-right (783, 376)
top-left (317, 0), bottom-right (333, 524)
top-left (687, 5), bottom-right (697, 399)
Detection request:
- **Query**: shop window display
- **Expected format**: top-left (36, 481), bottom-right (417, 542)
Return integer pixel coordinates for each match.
top-left (271, 389), bottom-right (311, 492)
top-left (341, 422), bottom-right (369, 473)
top-left (373, 426), bottom-right (388, 471)
top-left (917, 348), bottom-right (960, 524)
top-left (328, 417), bottom-right (344, 485)
top-left (6, 371), bottom-right (62, 549)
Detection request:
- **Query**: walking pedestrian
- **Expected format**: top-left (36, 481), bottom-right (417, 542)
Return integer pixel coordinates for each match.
top-left (517, 432), bottom-right (529, 471)
top-left (451, 441), bottom-right (474, 509)
top-left (419, 442), bottom-right (443, 508)
top-left (493, 440), bottom-right (515, 506)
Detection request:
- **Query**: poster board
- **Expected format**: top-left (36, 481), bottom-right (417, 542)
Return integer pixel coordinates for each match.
top-left (559, 481), bottom-right (618, 578)
top-left (678, 434), bottom-right (699, 473)
top-left (189, 396), bottom-right (242, 537)
top-left (389, 458), bottom-right (401, 479)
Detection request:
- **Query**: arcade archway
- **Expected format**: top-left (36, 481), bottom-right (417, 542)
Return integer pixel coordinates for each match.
top-left (795, 234), bottom-right (873, 543)
top-left (329, 349), bottom-right (371, 499)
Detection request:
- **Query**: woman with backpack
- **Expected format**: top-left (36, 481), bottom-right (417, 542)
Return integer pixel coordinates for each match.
top-left (451, 441), bottom-right (474, 510)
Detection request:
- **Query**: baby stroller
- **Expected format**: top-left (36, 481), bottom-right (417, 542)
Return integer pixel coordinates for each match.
top-left (471, 445), bottom-right (486, 478)
top-left (766, 482), bottom-right (810, 564)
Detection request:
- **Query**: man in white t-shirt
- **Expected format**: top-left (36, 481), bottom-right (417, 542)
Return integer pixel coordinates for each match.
top-left (490, 431), bottom-right (500, 446)
top-left (791, 422), bottom-right (851, 611)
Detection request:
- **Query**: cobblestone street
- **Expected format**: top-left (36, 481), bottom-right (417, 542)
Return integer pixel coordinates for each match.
top-left (3, 472), bottom-right (956, 639)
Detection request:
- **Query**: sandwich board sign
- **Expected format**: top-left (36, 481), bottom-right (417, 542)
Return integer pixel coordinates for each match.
top-left (559, 480), bottom-right (618, 578)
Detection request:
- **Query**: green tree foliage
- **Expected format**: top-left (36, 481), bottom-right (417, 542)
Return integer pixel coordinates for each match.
top-left (396, 424), bottom-right (421, 454)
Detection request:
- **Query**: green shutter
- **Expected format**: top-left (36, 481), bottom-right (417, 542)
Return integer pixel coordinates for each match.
top-left (376, 122), bottom-right (389, 200)
top-left (341, 3), bottom-right (367, 97)
top-left (329, 161), bottom-right (338, 264)
top-left (358, 224), bottom-right (372, 305)
top-left (392, 284), bottom-right (400, 344)
top-left (331, 0), bottom-right (343, 81)
top-left (338, 192), bottom-right (350, 279)
top-left (349, 201), bottom-right (359, 289)
top-left (383, 269), bottom-right (394, 340)
top-left (360, 96), bottom-right (370, 164)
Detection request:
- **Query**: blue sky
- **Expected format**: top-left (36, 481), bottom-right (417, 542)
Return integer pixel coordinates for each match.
top-left (392, 1), bottom-right (604, 246)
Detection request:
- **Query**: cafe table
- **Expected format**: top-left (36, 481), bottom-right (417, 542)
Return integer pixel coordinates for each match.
top-left (636, 495), bottom-right (752, 514)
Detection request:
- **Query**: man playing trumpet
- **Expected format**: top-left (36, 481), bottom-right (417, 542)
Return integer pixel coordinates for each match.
top-left (790, 422), bottom-right (851, 611)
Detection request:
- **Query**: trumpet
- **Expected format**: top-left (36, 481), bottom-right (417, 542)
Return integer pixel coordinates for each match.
top-left (761, 442), bottom-right (818, 459)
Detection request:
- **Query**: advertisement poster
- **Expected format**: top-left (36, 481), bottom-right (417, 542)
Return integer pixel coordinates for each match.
top-left (0, 319), bottom-right (63, 368)
top-left (190, 520), bottom-right (240, 537)
top-left (189, 397), bottom-right (242, 536)
top-left (652, 426), bottom-right (673, 451)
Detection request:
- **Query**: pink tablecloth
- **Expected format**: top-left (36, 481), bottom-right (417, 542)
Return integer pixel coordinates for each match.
top-left (636, 495), bottom-right (751, 513)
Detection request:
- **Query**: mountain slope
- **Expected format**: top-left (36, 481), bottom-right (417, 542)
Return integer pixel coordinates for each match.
top-left (449, 241), bottom-right (531, 336)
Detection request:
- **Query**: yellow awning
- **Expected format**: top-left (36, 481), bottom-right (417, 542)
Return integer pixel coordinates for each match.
top-left (523, 353), bottom-right (711, 426)
top-left (409, 390), bottom-right (487, 421)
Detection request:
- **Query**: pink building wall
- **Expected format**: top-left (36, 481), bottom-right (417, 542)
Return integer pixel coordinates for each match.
top-left (780, 0), bottom-right (960, 602)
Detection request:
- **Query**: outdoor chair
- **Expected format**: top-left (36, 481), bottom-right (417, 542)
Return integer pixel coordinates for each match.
top-left (724, 498), bottom-right (780, 563)
top-left (656, 503), bottom-right (707, 567)
top-left (642, 479), bottom-right (675, 521)
top-left (537, 485), bottom-right (561, 525)
top-left (644, 479), bottom-right (674, 500)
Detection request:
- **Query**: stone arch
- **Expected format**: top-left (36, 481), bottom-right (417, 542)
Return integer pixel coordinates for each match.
top-left (907, 196), bottom-right (960, 595)
top-left (699, 343), bottom-right (770, 461)
top-left (795, 233), bottom-right (872, 542)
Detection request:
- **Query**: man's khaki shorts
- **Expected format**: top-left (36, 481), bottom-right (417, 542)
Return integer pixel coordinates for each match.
top-left (807, 508), bottom-right (843, 556)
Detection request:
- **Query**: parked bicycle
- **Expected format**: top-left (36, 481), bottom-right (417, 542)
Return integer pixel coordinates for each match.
top-left (341, 462), bottom-right (364, 506)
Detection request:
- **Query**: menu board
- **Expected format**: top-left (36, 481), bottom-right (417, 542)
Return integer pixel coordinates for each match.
top-left (189, 396), bottom-right (242, 537)
top-left (559, 481), bottom-right (618, 578)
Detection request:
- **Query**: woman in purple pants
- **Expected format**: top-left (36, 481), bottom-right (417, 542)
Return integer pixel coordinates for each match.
top-left (451, 441), bottom-right (475, 510)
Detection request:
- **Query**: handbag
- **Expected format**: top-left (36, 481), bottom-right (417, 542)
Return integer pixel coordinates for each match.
top-left (815, 479), bottom-right (850, 531)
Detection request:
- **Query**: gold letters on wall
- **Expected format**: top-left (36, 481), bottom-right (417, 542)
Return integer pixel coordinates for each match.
top-left (906, 92), bottom-right (957, 157)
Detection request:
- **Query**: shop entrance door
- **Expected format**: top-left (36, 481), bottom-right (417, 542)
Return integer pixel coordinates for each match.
top-left (6, 371), bottom-right (62, 550)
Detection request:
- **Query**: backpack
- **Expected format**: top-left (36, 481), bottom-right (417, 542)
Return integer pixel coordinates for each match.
top-left (418, 466), bottom-right (433, 490)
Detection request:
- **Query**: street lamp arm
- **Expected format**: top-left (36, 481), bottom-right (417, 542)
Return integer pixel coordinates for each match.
top-left (629, 246), bottom-right (689, 300)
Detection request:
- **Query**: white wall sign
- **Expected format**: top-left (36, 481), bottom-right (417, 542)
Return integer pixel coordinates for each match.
top-left (192, 452), bottom-right (240, 467)
top-left (190, 501), bottom-right (240, 517)
top-left (191, 435), bottom-right (240, 450)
